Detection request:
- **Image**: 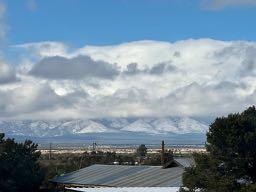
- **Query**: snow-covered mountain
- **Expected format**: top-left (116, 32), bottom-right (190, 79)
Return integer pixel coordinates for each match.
top-left (0, 117), bottom-right (208, 137)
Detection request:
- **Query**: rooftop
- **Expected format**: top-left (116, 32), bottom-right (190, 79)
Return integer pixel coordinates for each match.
top-left (51, 158), bottom-right (193, 187)
top-left (67, 187), bottom-right (179, 192)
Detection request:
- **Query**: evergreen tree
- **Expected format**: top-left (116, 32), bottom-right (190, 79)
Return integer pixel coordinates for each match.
top-left (137, 144), bottom-right (147, 157)
top-left (181, 106), bottom-right (256, 192)
top-left (0, 134), bottom-right (44, 192)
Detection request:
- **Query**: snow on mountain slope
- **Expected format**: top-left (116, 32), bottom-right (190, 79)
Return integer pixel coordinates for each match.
top-left (94, 118), bottom-right (131, 130)
top-left (121, 118), bottom-right (158, 134)
top-left (74, 121), bottom-right (108, 133)
top-left (0, 117), bottom-right (209, 137)
top-left (152, 118), bottom-right (180, 133)
top-left (122, 117), bottom-right (208, 134)
top-left (177, 117), bottom-right (208, 133)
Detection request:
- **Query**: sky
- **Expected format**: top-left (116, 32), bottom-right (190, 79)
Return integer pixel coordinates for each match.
top-left (0, 0), bottom-right (256, 121)
top-left (4, 0), bottom-right (256, 45)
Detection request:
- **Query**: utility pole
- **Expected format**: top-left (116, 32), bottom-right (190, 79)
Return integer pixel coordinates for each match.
top-left (49, 143), bottom-right (52, 160)
top-left (161, 140), bottom-right (165, 166)
top-left (92, 142), bottom-right (97, 151)
top-left (79, 154), bottom-right (84, 169)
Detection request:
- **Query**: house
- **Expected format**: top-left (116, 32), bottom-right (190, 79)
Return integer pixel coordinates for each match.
top-left (50, 157), bottom-right (193, 188)
top-left (66, 187), bottom-right (180, 192)
top-left (50, 141), bottom-right (194, 191)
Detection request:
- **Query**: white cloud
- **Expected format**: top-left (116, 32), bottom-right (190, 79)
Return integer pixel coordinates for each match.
top-left (3, 39), bottom-right (256, 120)
top-left (14, 42), bottom-right (69, 58)
top-left (0, 59), bottom-right (17, 84)
top-left (75, 40), bottom-right (174, 70)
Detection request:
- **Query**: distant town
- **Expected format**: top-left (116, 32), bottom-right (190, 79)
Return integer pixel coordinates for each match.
top-left (39, 143), bottom-right (206, 155)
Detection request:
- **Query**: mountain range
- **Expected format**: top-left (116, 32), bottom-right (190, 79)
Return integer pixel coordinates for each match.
top-left (0, 117), bottom-right (208, 138)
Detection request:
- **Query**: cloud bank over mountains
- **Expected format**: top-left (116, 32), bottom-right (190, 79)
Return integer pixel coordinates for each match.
top-left (1, 39), bottom-right (256, 120)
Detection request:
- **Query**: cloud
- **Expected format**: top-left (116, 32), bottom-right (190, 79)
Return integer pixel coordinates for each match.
top-left (0, 84), bottom-right (61, 116)
top-left (0, 83), bottom-right (90, 119)
top-left (4, 39), bottom-right (256, 120)
top-left (0, 59), bottom-right (17, 84)
top-left (149, 62), bottom-right (176, 75)
top-left (29, 55), bottom-right (119, 79)
top-left (161, 81), bottom-right (250, 117)
top-left (14, 42), bottom-right (69, 58)
top-left (75, 40), bottom-right (175, 71)
top-left (239, 46), bottom-right (256, 77)
top-left (202, 0), bottom-right (256, 10)
top-left (124, 62), bottom-right (176, 75)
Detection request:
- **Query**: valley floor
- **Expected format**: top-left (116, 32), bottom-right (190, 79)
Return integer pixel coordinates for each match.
top-left (39, 146), bottom-right (206, 155)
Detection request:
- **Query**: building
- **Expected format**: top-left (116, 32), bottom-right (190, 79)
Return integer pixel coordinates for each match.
top-left (51, 141), bottom-right (194, 191)
top-left (51, 157), bottom-right (193, 189)
top-left (66, 187), bottom-right (179, 192)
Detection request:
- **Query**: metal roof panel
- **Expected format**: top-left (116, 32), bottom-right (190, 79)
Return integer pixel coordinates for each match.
top-left (52, 164), bottom-right (184, 187)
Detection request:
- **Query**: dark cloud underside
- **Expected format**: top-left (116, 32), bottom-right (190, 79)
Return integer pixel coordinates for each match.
top-left (29, 55), bottom-right (119, 79)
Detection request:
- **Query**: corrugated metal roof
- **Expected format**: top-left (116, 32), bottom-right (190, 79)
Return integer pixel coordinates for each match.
top-left (51, 164), bottom-right (184, 187)
top-left (174, 157), bottom-right (195, 168)
top-left (67, 187), bottom-right (179, 192)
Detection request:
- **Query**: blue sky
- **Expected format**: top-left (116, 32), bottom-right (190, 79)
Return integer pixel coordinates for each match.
top-left (4, 0), bottom-right (256, 46)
